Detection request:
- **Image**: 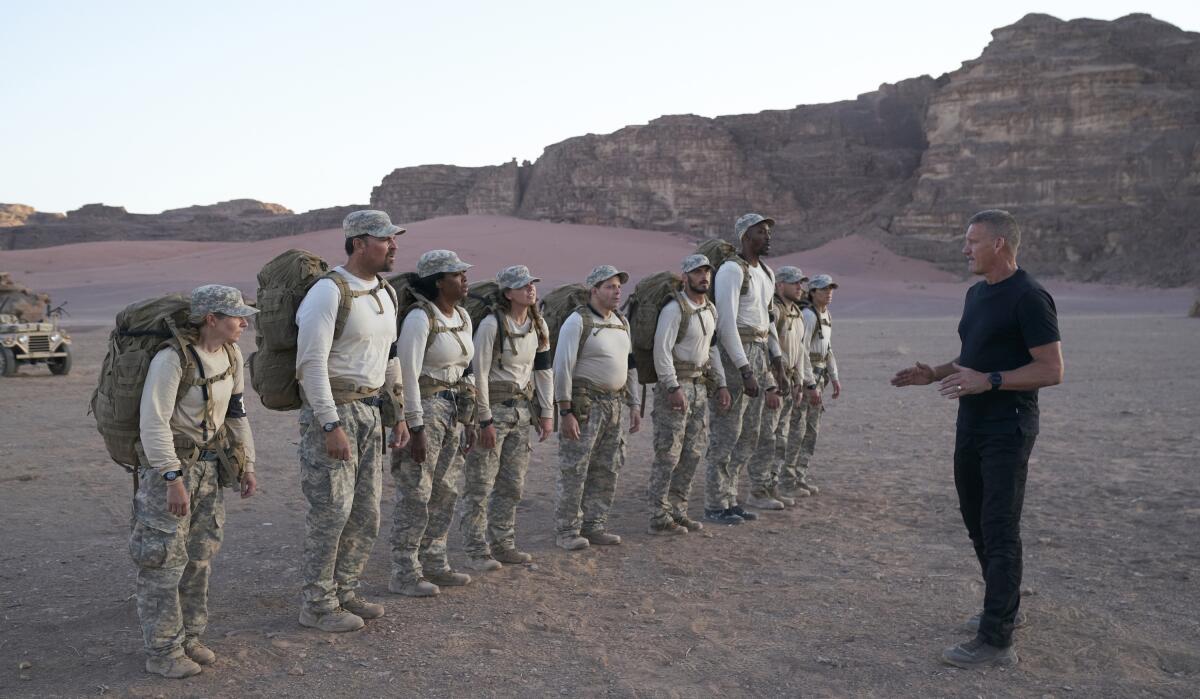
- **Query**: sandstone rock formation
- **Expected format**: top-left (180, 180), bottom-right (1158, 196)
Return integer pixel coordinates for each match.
top-left (368, 13), bottom-right (1199, 285)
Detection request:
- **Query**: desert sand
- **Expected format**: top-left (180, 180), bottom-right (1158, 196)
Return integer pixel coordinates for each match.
top-left (1, 216), bottom-right (1198, 697)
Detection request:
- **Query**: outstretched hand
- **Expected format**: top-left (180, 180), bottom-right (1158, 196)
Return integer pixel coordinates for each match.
top-left (891, 362), bottom-right (935, 387)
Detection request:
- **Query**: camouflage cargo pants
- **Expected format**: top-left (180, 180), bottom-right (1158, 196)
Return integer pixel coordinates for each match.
top-left (781, 373), bottom-right (827, 491)
top-left (705, 340), bottom-right (770, 510)
top-left (648, 380), bottom-right (708, 525)
top-left (459, 401), bottom-right (533, 557)
top-left (298, 400), bottom-right (382, 614)
top-left (390, 396), bottom-right (463, 585)
top-left (751, 387), bottom-right (793, 496)
top-left (129, 457), bottom-right (223, 659)
top-left (555, 393), bottom-right (625, 537)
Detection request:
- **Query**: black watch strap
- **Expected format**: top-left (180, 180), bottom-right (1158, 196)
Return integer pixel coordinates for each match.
top-left (559, 408), bottom-right (574, 417)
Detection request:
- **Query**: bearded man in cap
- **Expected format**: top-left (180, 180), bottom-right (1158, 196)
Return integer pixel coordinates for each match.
top-left (554, 265), bottom-right (641, 550)
top-left (749, 266), bottom-right (819, 509)
top-left (294, 210), bottom-right (408, 632)
top-left (646, 254), bottom-right (731, 536)
top-left (703, 213), bottom-right (784, 525)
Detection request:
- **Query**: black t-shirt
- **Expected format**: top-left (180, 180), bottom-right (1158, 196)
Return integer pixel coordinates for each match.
top-left (956, 269), bottom-right (1060, 434)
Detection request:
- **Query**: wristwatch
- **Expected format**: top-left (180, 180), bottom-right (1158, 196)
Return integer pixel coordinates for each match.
top-left (409, 424), bottom-right (425, 434)
top-left (668, 385), bottom-right (681, 394)
top-left (988, 372), bottom-right (1003, 391)
top-left (559, 408), bottom-right (575, 417)
top-left (479, 418), bottom-right (494, 429)
top-left (322, 421), bottom-right (341, 433)
top-left (804, 383), bottom-right (818, 391)
top-left (163, 470), bottom-right (183, 482)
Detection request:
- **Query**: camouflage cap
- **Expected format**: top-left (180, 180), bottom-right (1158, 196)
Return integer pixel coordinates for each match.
top-left (190, 284), bottom-right (258, 319)
top-left (776, 266), bottom-right (808, 284)
top-left (585, 264), bottom-right (629, 288)
top-left (734, 213), bottom-right (775, 240)
top-left (497, 265), bottom-right (540, 289)
top-left (417, 249), bottom-right (472, 278)
top-left (681, 254), bottom-right (713, 274)
top-left (808, 274), bottom-right (838, 290)
top-left (343, 209), bottom-right (406, 239)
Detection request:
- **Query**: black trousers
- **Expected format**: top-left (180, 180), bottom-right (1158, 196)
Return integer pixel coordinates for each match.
top-left (953, 428), bottom-right (1037, 648)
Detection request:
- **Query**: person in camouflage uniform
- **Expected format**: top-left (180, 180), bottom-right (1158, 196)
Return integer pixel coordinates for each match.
top-left (554, 265), bottom-right (642, 550)
top-left (788, 274), bottom-right (842, 496)
top-left (646, 254), bottom-right (730, 536)
top-left (389, 250), bottom-right (477, 597)
top-left (295, 211), bottom-right (408, 633)
top-left (749, 266), bottom-right (819, 508)
top-left (458, 266), bottom-right (555, 571)
top-left (704, 214), bottom-right (783, 525)
top-left (131, 285), bottom-right (259, 679)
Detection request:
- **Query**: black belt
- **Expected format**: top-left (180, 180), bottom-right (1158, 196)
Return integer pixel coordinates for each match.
top-left (496, 396), bottom-right (531, 408)
top-left (198, 449), bottom-right (220, 461)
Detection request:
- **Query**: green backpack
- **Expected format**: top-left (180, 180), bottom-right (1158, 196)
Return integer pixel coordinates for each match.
top-left (90, 295), bottom-right (210, 470)
top-left (251, 249), bottom-right (396, 410)
top-left (624, 271), bottom-right (710, 385)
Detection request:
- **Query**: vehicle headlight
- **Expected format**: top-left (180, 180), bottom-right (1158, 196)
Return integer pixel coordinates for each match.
top-left (18, 335), bottom-right (28, 344)
top-left (50, 333), bottom-right (61, 344)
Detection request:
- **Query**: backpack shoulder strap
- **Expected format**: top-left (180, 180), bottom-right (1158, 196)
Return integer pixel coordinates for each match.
top-left (377, 275), bottom-right (398, 311)
top-left (573, 306), bottom-right (593, 362)
top-left (320, 271), bottom-right (353, 340)
top-left (673, 293), bottom-right (692, 346)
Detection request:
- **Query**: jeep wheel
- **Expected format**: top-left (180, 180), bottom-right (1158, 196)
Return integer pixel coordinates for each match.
top-left (49, 345), bottom-right (72, 375)
top-left (0, 346), bottom-right (17, 377)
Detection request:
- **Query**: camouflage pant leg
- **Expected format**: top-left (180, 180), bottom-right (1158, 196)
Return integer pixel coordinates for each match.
top-left (390, 397), bottom-right (459, 584)
top-left (727, 342), bottom-right (771, 505)
top-left (555, 396), bottom-right (622, 537)
top-left (668, 383), bottom-right (708, 518)
top-left (487, 403), bottom-right (532, 553)
top-left (649, 382), bottom-right (707, 523)
top-left (771, 391), bottom-right (794, 478)
top-left (419, 422), bottom-right (464, 576)
top-left (795, 392), bottom-right (824, 486)
top-left (749, 385), bottom-right (789, 495)
top-left (130, 459), bottom-right (224, 658)
top-left (298, 401), bottom-right (382, 613)
top-left (779, 396), bottom-right (812, 491)
top-left (705, 348), bottom-right (750, 511)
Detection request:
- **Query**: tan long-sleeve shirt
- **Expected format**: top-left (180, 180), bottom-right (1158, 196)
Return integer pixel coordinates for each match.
top-left (472, 312), bottom-right (554, 421)
top-left (140, 343), bottom-right (256, 474)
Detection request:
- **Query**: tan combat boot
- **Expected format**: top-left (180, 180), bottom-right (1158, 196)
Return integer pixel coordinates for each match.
top-left (745, 492), bottom-right (785, 510)
top-left (341, 596), bottom-right (385, 620)
top-left (582, 529), bottom-right (621, 546)
top-left (492, 548), bottom-right (533, 564)
top-left (426, 570), bottom-right (472, 587)
top-left (647, 519), bottom-right (687, 536)
top-left (464, 555), bottom-right (502, 572)
top-left (183, 638), bottom-right (216, 665)
top-left (671, 513), bottom-right (704, 532)
top-left (298, 607), bottom-right (365, 632)
top-left (145, 654), bottom-right (203, 679)
top-left (556, 534), bottom-right (590, 551)
top-left (388, 577), bottom-right (440, 597)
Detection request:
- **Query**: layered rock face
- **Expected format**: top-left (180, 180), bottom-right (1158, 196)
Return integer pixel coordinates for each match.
top-left (889, 13), bottom-right (1200, 284)
top-left (0, 202), bottom-right (362, 250)
top-left (370, 13), bottom-right (1199, 284)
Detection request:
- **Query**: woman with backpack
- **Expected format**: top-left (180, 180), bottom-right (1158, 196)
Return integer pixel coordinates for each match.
top-left (389, 250), bottom-right (478, 598)
top-left (131, 285), bottom-right (258, 679)
top-left (458, 265), bottom-right (555, 571)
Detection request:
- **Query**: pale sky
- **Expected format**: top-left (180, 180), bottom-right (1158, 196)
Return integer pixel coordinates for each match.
top-left (2, 0), bottom-right (1196, 215)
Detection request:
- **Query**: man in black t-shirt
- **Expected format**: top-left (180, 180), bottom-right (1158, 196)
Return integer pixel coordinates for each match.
top-left (891, 210), bottom-right (1064, 669)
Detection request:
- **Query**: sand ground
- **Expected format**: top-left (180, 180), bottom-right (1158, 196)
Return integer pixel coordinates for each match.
top-left (1, 218), bottom-right (1198, 697)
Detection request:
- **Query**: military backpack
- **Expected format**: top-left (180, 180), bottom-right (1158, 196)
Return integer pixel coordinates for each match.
top-left (622, 271), bottom-right (714, 385)
top-left (251, 249), bottom-right (397, 411)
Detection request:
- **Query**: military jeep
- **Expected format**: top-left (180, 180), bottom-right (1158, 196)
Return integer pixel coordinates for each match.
top-left (0, 273), bottom-right (73, 377)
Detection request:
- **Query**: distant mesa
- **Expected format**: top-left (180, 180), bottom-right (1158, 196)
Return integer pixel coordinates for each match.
top-left (5, 12), bottom-right (1199, 286)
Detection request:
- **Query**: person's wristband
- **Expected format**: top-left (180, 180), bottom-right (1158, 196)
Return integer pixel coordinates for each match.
top-left (668, 385), bottom-right (681, 394)
top-left (559, 408), bottom-right (575, 417)
top-left (409, 424), bottom-right (425, 434)
top-left (739, 366), bottom-right (753, 379)
top-left (479, 418), bottom-right (494, 429)
top-left (805, 383), bottom-right (817, 391)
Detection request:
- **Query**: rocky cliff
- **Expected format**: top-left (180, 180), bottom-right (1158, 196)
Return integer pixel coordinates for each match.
top-left (368, 13), bottom-right (1200, 285)
top-left (0, 202), bottom-right (362, 250)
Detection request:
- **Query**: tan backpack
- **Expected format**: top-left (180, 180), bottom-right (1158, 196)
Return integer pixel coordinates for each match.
top-left (251, 249), bottom-right (397, 411)
top-left (696, 238), bottom-right (773, 301)
top-left (623, 271), bottom-right (713, 385)
top-left (91, 295), bottom-right (236, 470)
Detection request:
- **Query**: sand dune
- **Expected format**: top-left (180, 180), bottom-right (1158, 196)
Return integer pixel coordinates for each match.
top-left (1, 215), bottom-right (1193, 325)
